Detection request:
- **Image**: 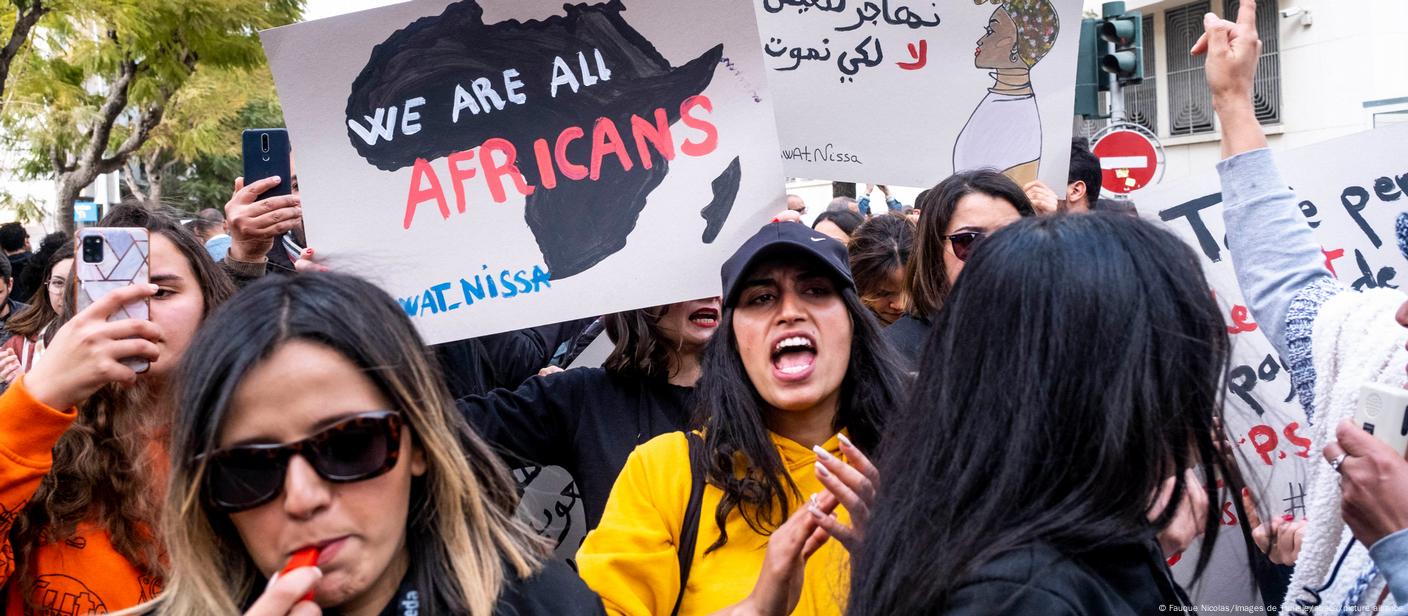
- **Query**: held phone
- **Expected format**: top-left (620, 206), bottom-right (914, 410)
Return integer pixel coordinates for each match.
top-left (1355, 383), bottom-right (1408, 457)
top-left (242, 128), bottom-right (300, 261)
top-left (76, 228), bottom-right (150, 373)
top-left (242, 128), bottom-right (292, 199)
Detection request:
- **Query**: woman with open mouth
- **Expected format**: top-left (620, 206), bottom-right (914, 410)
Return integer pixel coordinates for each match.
top-left (455, 296), bottom-right (721, 533)
top-left (577, 222), bottom-right (906, 616)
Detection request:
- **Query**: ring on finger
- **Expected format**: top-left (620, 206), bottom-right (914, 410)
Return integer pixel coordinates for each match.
top-left (1329, 453), bottom-right (1348, 473)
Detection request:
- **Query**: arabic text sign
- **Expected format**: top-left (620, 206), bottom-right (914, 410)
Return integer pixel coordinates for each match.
top-left (261, 0), bottom-right (785, 344)
top-left (756, 0), bottom-right (1083, 189)
top-left (1139, 124), bottom-right (1408, 607)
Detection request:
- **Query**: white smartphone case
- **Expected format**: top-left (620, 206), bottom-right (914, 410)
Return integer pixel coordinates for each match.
top-left (76, 228), bottom-right (150, 372)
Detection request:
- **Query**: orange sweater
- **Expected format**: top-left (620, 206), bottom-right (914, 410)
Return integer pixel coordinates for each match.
top-left (0, 378), bottom-right (159, 614)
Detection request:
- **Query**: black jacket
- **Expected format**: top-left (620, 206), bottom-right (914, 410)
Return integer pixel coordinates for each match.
top-left (375, 559), bottom-right (605, 616)
top-left (436, 317), bottom-right (595, 398)
top-left (882, 314), bottom-right (931, 371)
top-left (942, 540), bottom-right (1191, 615)
top-left (457, 367), bottom-right (692, 529)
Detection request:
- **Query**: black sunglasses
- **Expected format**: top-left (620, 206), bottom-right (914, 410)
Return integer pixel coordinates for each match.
top-left (200, 410), bottom-right (404, 513)
top-left (944, 231), bottom-right (988, 262)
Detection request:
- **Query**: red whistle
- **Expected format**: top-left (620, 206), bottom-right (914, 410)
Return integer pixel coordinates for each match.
top-left (279, 546), bottom-right (320, 603)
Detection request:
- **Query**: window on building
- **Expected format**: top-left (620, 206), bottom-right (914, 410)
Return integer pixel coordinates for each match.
top-left (1122, 14), bottom-right (1158, 134)
top-left (1165, 1), bottom-right (1214, 135)
top-left (1224, 0), bottom-right (1281, 124)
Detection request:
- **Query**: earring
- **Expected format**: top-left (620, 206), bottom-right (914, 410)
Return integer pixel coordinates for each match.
top-left (1010, 49), bottom-right (1020, 63)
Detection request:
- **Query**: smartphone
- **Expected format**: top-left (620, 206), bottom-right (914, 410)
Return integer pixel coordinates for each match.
top-left (76, 228), bottom-right (150, 373)
top-left (242, 128), bottom-right (292, 200)
top-left (1355, 383), bottom-right (1408, 456)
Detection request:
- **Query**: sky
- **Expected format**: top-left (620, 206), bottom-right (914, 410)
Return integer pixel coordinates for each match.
top-left (302, 0), bottom-right (408, 22)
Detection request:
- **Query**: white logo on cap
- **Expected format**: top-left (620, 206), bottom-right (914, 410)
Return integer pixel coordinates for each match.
top-left (810, 237), bottom-right (827, 242)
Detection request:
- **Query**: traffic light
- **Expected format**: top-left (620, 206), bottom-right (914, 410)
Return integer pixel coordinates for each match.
top-left (1075, 18), bottom-right (1110, 118)
top-left (1099, 1), bottom-right (1143, 86)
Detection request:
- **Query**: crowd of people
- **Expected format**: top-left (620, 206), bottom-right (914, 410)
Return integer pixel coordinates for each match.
top-left (0, 2), bottom-right (1405, 615)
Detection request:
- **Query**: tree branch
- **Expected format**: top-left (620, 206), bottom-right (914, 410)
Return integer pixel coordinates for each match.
top-left (0, 0), bottom-right (48, 104)
top-left (78, 58), bottom-right (138, 168)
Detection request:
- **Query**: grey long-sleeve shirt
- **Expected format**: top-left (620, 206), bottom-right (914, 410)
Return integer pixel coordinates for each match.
top-left (1220, 147), bottom-right (1342, 419)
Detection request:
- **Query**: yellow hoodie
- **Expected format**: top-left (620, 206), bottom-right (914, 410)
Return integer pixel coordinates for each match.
top-left (577, 430), bottom-right (851, 616)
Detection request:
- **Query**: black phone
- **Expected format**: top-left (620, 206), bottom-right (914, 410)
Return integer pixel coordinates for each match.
top-left (242, 128), bottom-right (292, 199)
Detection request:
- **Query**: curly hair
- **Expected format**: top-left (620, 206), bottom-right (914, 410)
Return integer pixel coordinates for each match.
top-left (976, 0), bottom-right (1060, 67)
top-left (7, 203), bottom-right (235, 606)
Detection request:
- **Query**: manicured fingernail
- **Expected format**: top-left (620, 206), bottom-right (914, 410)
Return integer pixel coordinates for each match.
top-left (812, 445), bottom-right (832, 461)
top-left (837, 433), bottom-right (853, 449)
top-left (815, 461), bottom-right (830, 478)
top-left (807, 504), bottom-right (824, 518)
top-left (148, 284), bottom-right (159, 292)
top-left (809, 492), bottom-right (820, 507)
top-left (1242, 487), bottom-right (1249, 498)
top-left (771, 217), bottom-right (780, 223)
top-left (1283, 514), bottom-right (1294, 522)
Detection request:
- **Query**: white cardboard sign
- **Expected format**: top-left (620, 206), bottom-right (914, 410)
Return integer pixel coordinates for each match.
top-left (1137, 124), bottom-right (1408, 608)
top-left (755, 0), bottom-right (1083, 189)
top-left (261, 0), bottom-right (785, 344)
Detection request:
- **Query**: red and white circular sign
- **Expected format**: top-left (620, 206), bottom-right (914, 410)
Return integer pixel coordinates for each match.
top-left (1092, 129), bottom-right (1160, 194)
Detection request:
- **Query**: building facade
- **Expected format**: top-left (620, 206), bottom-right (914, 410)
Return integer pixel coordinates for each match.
top-left (1089, 0), bottom-right (1408, 191)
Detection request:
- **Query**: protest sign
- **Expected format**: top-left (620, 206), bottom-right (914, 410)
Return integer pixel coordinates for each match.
top-left (261, 0), bottom-right (785, 344)
top-left (755, 0), bottom-right (1083, 189)
top-left (1137, 123), bottom-right (1408, 608)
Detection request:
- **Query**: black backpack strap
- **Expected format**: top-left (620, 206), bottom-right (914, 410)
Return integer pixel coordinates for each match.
top-left (671, 432), bottom-right (707, 616)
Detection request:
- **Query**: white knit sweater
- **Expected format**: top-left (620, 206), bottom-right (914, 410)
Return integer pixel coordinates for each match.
top-left (1281, 288), bottom-right (1408, 614)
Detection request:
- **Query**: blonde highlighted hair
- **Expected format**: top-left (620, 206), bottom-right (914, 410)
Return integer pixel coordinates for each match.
top-left (150, 273), bottom-right (544, 615)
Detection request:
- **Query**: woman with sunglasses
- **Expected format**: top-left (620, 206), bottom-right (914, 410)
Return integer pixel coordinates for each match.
top-left (886, 170), bottom-right (1035, 367)
top-left (153, 272), bottom-right (602, 615)
top-left (848, 213), bottom-right (1243, 614)
top-left (1, 242), bottom-right (73, 382)
top-left (577, 223), bottom-right (906, 615)
top-left (0, 204), bottom-right (234, 613)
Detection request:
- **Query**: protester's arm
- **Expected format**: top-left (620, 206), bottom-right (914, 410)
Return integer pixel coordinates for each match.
top-left (856, 196), bottom-right (872, 217)
top-left (0, 284), bottom-right (160, 586)
top-left (222, 176), bottom-right (302, 286)
top-left (454, 370), bottom-right (585, 470)
top-left (1200, 2), bottom-right (1335, 365)
top-left (576, 435), bottom-right (686, 616)
top-left (477, 318), bottom-right (596, 390)
top-left (1326, 420), bottom-right (1408, 606)
top-left (0, 378), bottom-right (79, 586)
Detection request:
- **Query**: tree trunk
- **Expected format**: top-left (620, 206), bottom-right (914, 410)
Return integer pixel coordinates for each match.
top-left (56, 175), bottom-right (83, 233)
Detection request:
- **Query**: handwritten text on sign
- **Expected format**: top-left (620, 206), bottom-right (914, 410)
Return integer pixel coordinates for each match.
top-left (1135, 124), bottom-right (1408, 607)
top-left (754, 0), bottom-right (1083, 189)
top-left (262, 0), bottom-right (786, 344)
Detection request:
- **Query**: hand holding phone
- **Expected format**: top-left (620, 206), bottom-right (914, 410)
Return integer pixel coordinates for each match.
top-left (76, 228), bottom-right (151, 373)
top-left (230, 129), bottom-right (302, 263)
top-left (1355, 383), bottom-right (1408, 457)
top-left (23, 281), bottom-right (160, 410)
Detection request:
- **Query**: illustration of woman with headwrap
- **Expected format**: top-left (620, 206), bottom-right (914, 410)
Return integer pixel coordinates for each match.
top-left (952, 0), bottom-right (1059, 186)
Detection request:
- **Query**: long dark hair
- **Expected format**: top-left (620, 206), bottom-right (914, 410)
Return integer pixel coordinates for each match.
top-left (10, 203), bottom-right (236, 602)
top-left (848, 213), bottom-right (1236, 614)
top-left (602, 305), bottom-right (674, 380)
top-left (6, 241), bottom-right (73, 339)
top-left (905, 170), bottom-right (1034, 317)
top-left (691, 266), bottom-right (906, 552)
top-left (165, 273), bottom-right (541, 614)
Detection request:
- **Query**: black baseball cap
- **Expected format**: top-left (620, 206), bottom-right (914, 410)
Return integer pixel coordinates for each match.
top-left (721, 222), bottom-right (854, 307)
